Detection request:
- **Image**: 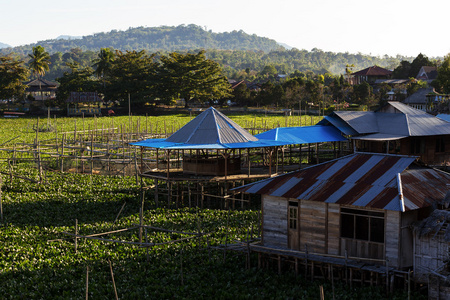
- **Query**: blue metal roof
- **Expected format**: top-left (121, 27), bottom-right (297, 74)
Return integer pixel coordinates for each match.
top-left (255, 125), bottom-right (347, 144)
top-left (131, 107), bottom-right (291, 149)
top-left (166, 107), bottom-right (257, 144)
top-left (437, 114), bottom-right (450, 122)
top-left (131, 138), bottom-right (290, 149)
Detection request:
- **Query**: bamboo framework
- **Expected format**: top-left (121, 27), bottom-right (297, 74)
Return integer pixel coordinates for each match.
top-left (0, 116), bottom-right (351, 209)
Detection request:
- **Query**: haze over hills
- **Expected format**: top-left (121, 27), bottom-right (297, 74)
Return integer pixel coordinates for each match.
top-left (0, 42), bottom-right (11, 49)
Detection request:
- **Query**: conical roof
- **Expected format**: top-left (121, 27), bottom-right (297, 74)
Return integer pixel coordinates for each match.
top-left (166, 107), bottom-right (258, 144)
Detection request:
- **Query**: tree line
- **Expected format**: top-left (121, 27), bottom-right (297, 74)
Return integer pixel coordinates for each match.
top-left (0, 46), bottom-right (232, 108)
top-left (1, 44), bottom-right (449, 112)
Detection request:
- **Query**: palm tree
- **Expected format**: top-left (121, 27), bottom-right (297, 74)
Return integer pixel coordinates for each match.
top-left (92, 48), bottom-right (115, 96)
top-left (28, 45), bottom-right (51, 125)
top-left (92, 48), bottom-right (115, 79)
top-left (28, 45), bottom-right (51, 81)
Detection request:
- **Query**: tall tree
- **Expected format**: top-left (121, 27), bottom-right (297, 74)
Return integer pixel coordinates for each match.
top-left (0, 54), bottom-right (29, 100)
top-left (157, 50), bottom-right (232, 107)
top-left (105, 50), bottom-right (158, 107)
top-left (392, 53), bottom-right (434, 79)
top-left (28, 45), bottom-right (51, 80)
top-left (56, 62), bottom-right (98, 106)
top-left (432, 54), bottom-right (450, 94)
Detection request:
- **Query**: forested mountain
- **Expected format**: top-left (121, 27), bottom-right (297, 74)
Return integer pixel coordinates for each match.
top-left (0, 24), bottom-right (416, 80)
top-left (2, 24), bottom-right (282, 55)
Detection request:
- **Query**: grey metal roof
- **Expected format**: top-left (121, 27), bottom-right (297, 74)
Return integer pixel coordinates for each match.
top-left (327, 102), bottom-right (450, 138)
top-left (376, 113), bottom-right (410, 136)
top-left (350, 133), bottom-right (408, 141)
top-left (403, 87), bottom-right (435, 105)
top-left (166, 107), bottom-right (258, 144)
top-left (334, 111), bottom-right (378, 134)
top-left (318, 115), bottom-right (359, 136)
top-left (233, 153), bottom-right (450, 212)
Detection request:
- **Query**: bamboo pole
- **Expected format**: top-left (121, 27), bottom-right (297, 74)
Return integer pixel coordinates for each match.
top-left (109, 260), bottom-right (118, 300)
top-left (113, 202), bottom-right (126, 225)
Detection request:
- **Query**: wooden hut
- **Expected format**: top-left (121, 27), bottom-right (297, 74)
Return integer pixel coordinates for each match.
top-left (233, 153), bottom-right (450, 271)
top-left (24, 78), bottom-right (59, 101)
top-left (66, 92), bottom-right (102, 116)
top-left (131, 107), bottom-right (292, 207)
top-left (318, 101), bottom-right (450, 167)
top-left (413, 209), bottom-right (450, 298)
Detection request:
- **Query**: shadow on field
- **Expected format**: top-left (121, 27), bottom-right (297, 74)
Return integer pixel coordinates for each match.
top-left (2, 194), bottom-right (143, 227)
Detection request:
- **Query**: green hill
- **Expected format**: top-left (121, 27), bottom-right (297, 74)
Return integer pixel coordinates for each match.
top-left (3, 24), bottom-right (283, 55)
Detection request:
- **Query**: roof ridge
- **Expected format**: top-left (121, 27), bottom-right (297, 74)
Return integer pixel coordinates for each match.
top-left (185, 108), bottom-right (210, 143)
top-left (212, 108), bottom-right (222, 143)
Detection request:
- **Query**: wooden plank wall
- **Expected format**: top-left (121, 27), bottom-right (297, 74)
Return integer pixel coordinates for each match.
top-left (327, 203), bottom-right (340, 255)
top-left (385, 210), bottom-right (400, 268)
top-left (262, 195), bottom-right (288, 248)
top-left (299, 200), bottom-right (327, 254)
top-left (414, 229), bottom-right (449, 281)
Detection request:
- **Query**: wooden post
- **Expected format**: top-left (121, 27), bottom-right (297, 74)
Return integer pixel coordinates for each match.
top-left (315, 143), bottom-right (319, 164)
top-left (180, 248), bottom-right (184, 285)
top-left (305, 244), bottom-right (308, 279)
top-left (331, 265), bottom-right (335, 300)
top-left (85, 265), bottom-right (89, 300)
top-left (134, 148), bottom-right (139, 186)
top-left (155, 179), bottom-right (159, 207)
top-left (35, 117), bottom-right (39, 146)
top-left (61, 134), bottom-right (65, 173)
top-left (188, 182), bottom-right (191, 208)
top-left (139, 185), bottom-right (145, 243)
top-left (90, 134), bottom-right (94, 177)
top-left (144, 228), bottom-right (149, 262)
top-left (386, 259), bottom-right (389, 295)
top-left (75, 219), bottom-right (78, 253)
top-left (247, 148), bottom-right (251, 177)
top-left (0, 176), bottom-right (3, 223)
top-left (37, 141), bottom-right (43, 184)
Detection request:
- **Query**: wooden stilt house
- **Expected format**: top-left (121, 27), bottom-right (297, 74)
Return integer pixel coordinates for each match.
top-left (131, 107), bottom-right (293, 207)
top-left (233, 152), bottom-right (450, 271)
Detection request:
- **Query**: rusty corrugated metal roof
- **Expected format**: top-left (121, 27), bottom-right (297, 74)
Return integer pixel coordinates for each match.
top-left (234, 153), bottom-right (450, 212)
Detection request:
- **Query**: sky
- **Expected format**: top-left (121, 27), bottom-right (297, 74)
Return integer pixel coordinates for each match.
top-left (1, 0), bottom-right (449, 58)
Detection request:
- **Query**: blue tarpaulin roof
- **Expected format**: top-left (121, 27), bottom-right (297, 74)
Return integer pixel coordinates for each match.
top-left (255, 125), bottom-right (347, 144)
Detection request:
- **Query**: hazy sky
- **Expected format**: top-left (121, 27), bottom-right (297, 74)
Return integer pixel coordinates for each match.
top-left (1, 0), bottom-right (448, 58)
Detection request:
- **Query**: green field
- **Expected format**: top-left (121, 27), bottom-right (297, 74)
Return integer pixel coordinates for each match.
top-left (0, 114), bottom-right (421, 299)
